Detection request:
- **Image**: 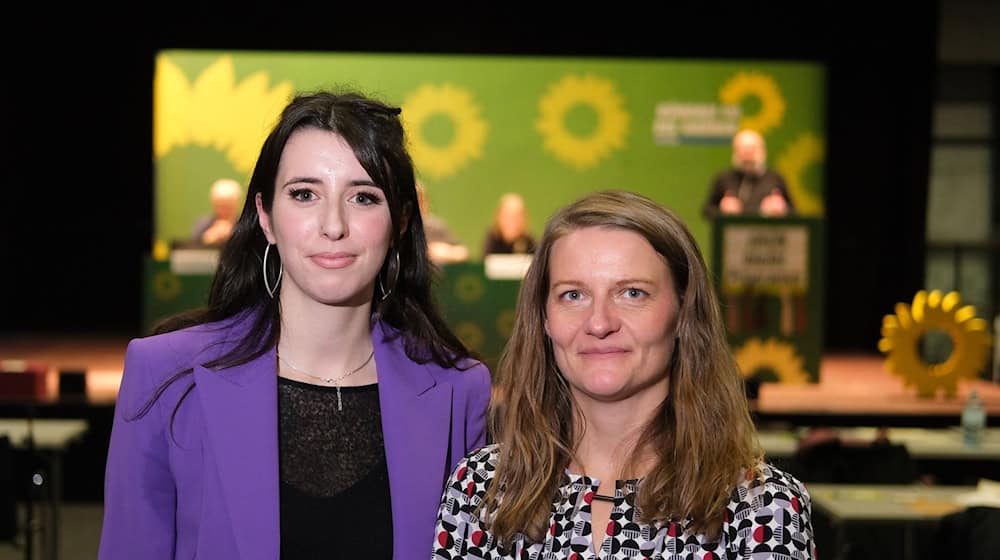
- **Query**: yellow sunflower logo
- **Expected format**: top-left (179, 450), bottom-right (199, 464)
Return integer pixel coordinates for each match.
top-left (733, 337), bottom-right (809, 384)
top-left (535, 74), bottom-right (630, 170)
top-left (401, 84), bottom-right (488, 179)
top-left (775, 132), bottom-right (826, 216)
top-left (454, 273), bottom-right (486, 303)
top-left (454, 322), bottom-right (485, 352)
top-left (719, 72), bottom-right (786, 134)
top-left (879, 290), bottom-right (992, 398)
top-left (495, 309), bottom-right (517, 339)
top-left (154, 55), bottom-right (293, 173)
top-left (152, 271), bottom-right (182, 301)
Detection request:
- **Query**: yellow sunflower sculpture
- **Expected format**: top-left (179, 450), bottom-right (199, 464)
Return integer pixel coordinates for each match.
top-left (879, 290), bottom-right (992, 398)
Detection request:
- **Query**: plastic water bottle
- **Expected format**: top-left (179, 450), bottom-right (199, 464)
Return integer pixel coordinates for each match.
top-left (961, 389), bottom-right (986, 447)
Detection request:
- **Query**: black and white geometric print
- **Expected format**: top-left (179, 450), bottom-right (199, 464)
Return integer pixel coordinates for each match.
top-left (433, 444), bottom-right (815, 560)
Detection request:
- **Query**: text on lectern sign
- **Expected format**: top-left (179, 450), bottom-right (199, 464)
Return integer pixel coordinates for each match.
top-left (722, 225), bottom-right (809, 292)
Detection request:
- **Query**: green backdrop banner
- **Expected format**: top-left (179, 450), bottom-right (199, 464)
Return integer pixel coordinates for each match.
top-left (154, 50), bottom-right (825, 260)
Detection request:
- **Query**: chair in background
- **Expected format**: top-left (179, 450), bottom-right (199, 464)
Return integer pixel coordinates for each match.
top-left (793, 430), bottom-right (918, 484)
top-left (0, 435), bottom-right (16, 543)
top-left (933, 505), bottom-right (1000, 558)
top-left (794, 432), bottom-right (920, 560)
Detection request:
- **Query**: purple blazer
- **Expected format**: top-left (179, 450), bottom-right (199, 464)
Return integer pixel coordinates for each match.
top-left (99, 313), bottom-right (490, 559)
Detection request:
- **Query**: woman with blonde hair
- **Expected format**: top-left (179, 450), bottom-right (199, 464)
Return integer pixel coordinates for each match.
top-left (433, 190), bottom-right (814, 558)
top-left (481, 192), bottom-right (537, 255)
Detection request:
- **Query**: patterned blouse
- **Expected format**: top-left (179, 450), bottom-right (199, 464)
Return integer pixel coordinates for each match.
top-left (433, 445), bottom-right (815, 559)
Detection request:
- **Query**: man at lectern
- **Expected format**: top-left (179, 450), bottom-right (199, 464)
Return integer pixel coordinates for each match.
top-left (702, 129), bottom-right (795, 219)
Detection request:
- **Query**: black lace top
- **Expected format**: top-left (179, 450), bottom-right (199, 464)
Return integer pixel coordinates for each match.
top-left (278, 377), bottom-right (392, 559)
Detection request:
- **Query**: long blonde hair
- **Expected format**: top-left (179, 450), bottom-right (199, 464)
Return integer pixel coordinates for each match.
top-left (483, 190), bottom-right (761, 542)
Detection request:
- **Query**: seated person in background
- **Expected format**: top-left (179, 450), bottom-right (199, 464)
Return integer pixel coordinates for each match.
top-left (416, 182), bottom-right (469, 264)
top-left (434, 189), bottom-right (815, 559)
top-left (482, 192), bottom-right (537, 255)
top-left (703, 129), bottom-right (795, 219)
top-left (191, 178), bottom-right (242, 246)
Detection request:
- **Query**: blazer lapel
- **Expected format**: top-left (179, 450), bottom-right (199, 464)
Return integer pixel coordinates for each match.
top-left (374, 322), bottom-right (452, 556)
top-left (195, 347), bottom-right (279, 560)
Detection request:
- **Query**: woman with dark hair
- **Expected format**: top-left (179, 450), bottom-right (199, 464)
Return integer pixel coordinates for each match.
top-left (99, 90), bottom-right (491, 560)
top-left (433, 190), bottom-right (814, 559)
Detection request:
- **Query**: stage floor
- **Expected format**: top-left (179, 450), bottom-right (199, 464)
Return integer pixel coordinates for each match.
top-left (2, 334), bottom-right (999, 419)
top-left (758, 353), bottom-right (1000, 419)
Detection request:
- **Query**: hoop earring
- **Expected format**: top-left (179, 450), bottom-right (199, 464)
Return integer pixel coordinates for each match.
top-left (378, 250), bottom-right (401, 301)
top-left (263, 243), bottom-right (282, 298)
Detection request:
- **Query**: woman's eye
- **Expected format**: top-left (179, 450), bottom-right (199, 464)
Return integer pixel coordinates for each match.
top-left (561, 290), bottom-right (582, 301)
top-left (352, 191), bottom-right (382, 205)
top-left (624, 288), bottom-right (646, 298)
top-left (290, 189), bottom-right (315, 202)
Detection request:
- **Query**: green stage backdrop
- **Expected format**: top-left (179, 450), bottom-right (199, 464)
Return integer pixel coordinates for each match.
top-left (154, 50), bottom-right (825, 258)
top-left (150, 51), bottom-right (827, 378)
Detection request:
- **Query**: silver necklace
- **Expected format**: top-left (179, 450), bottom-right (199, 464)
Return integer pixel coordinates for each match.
top-left (278, 348), bottom-right (375, 411)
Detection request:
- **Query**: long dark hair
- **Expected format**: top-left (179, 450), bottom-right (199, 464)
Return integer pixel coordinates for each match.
top-left (136, 90), bottom-right (474, 419)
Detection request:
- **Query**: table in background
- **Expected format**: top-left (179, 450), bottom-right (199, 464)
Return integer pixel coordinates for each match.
top-left (0, 419), bottom-right (89, 560)
top-left (807, 483), bottom-right (975, 560)
top-left (759, 426), bottom-right (1000, 486)
top-left (758, 426), bottom-right (1000, 460)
